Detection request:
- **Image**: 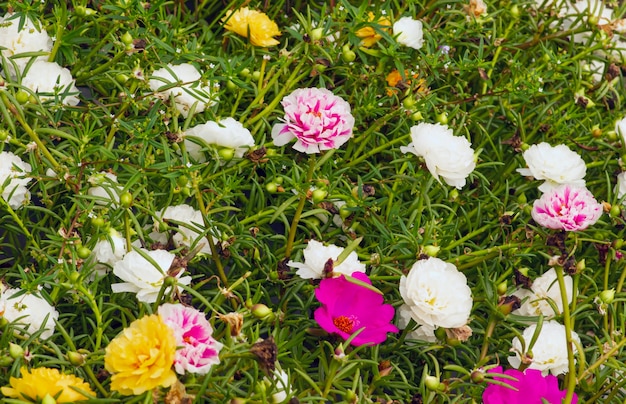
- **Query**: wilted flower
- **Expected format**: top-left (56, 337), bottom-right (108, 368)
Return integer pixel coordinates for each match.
top-left (272, 88), bottom-right (355, 154)
top-left (87, 171), bottom-right (122, 206)
top-left (111, 249), bottom-right (191, 303)
top-left (399, 257), bottom-right (473, 329)
top-left (355, 12), bottom-right (391, 47)
top-left (1, 367), bottom-right (95, 402)
top-left (508, 320), bottom-right (580, 375)
top-left (0, 287), bottom-right (59, 339)
top-left (105, 314), bottom-right (177, 395)
top-left (400, 122), bottom-right (476, 189)
top-left (158, 303), bottom-right (223, 375)
top-left (513, 268), bottom-right (573, 318)
top-left (392, 16), bottom-right (424, 50)
top-left (21, 60), bottom-right (80, 106)
top-left (483, 366), bottom-right (576, 404)
top-left (517, 143), bottom-right (586, 192)
top-left (155, 204), bottom-right (215, 255)
top-left (287, 239), bottom-right (366, 279)
top-left (184, 118), bottom-right (254, 162)
top-left (464, 0), bottom-right (488, 17)
top-left (314, 272), bottom-right (398, 346)
top-left (222, 7), bottom-right (281, 47)
top-left (0, 13), bottom-right (53, 77)
top-left (531, 185), bottom-right (603, 231)
top-left (0, 151), bottom-right (32, 209)
top-left (149, 63), bottom-right (216, 118)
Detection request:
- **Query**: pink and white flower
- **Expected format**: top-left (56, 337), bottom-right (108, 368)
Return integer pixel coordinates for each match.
top-left (158, 303), bottom-right (223, 375)
top-left (272, 88), bottom-right (355, 154)
top-left (531, 185), bottom-right (602, 231)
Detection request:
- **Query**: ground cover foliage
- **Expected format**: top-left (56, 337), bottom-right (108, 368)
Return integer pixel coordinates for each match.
top-left (0, 0), bottom-right (626, 402)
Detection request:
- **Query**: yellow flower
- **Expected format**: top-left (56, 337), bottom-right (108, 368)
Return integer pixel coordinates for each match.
top-left (1, 366), bottom-right (95, 402)
top-left (223, 7), bottom-right (281, 47)
top-left (355, 12), bottom-right (391, 47)
top-left (104, 314), bottom-right (177, 396)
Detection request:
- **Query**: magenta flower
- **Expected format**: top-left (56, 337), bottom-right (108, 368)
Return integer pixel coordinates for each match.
top-left (158, 303), bottom-right (223, 375)
top-left (483, 366), bottom-right (577, 404)
top-left (271, 88), bottom-right (355, 154)
top-left (314, 272), bottom-right (398, 346)
top-left (531, 185), bottom-right (602, 231)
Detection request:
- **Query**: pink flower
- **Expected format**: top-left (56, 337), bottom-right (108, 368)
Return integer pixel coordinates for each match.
top-left (158, 303), bottom-right (223, 375)
top-left (313, 272), bottom-right (398, 346)
top-left (272, 88), bottom-right (355, 154)
top-left (532, 185), bottom-right (602, 231)
top-left (483, 366), bottom-right (577, 404)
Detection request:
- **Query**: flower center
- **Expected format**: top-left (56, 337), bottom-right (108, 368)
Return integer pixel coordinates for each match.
top-left (333, 315), bottom-right (356, 333)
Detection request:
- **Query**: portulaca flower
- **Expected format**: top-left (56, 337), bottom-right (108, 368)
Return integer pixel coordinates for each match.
top-left (0, 13), bottom-right (53, 77)
top-left (392, 17), bottom-right (424, 50)
top-left (21, 60), bottom-right (80, 106)
top-left (532, 185), bottom-right (602, 231)
top-left (0, 287), bottom-right (59, 339)
top-left (397, 304), bottom-right (437, 342)
top-left (272, 88), bottom-right (355, 154)
top-left (87, 171), bottom-right (122, 206)
top-left (184, 118), bottom-right (254, 162)
top-left (513, 268), bottom-right (573, 319)
top-left (616, 117), bottom-right (626, 145)
top-left (400, 122), bottom-right (476, 189)
top-left (88, 228), bottom-right (127, 275)
top-left (112, 249), bottom-right (192, 303)
top-left (0, 151), bottom-right (32, 209)
top-left (270, 369), bottom-right (290, 403)
top-left (399, 257), bottom-right (472, 329)
top-left (616, 172), bottom-right (626, 201)
top-left (155, 204), bottom-right (215, 255)
top-left (508, 320), bottom-right (580, 375)
top-left (149, 63), bottom-right (216, 118)
top-left (287, 239), bottom-right (366, 279)
top-left (517, 143), bottom-right (586, 192)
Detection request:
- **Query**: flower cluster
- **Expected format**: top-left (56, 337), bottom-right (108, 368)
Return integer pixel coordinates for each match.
top-left (105, 304), bottom-right (221, 395)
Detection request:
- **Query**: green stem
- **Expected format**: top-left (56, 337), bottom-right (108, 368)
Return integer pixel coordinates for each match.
top-left (555, 265), bottom-right (576, 403)
top-left (1, 92), bottom-right (60, 171)
top-left (479, 317), bottom-right (497, 361)
top-left (284, 155), bottom-right (316, 258)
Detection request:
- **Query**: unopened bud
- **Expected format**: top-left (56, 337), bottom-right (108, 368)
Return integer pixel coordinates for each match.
top-left (251, 304), bottom-right (274, 321)
top-left (470, 369), bottom-right (485, 383)
top-left (496, 281), bottom-right (507, 296)
top-left (68, 351), bottom-right (86, 366)
top-left (9, 343), bottom-right (24, 359)
top-left (423, 245), bottom-right (440, 257)
top-left (41, 394), bottom-right (57, 404)
top-left (345, 389), bottom-right (357, 403)
top-left (576, 259), bottom-right (586, 273)
top-left (311, 27), bottom-right (324, 41)
top-left (424, 375), bottom-right (441, 391)
top-left (600, 289), bottom-right (615, 304)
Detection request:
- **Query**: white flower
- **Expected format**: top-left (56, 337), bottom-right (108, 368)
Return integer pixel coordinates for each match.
top-left (616, 117), bottom-right (626, 146)
top-left (517, 142), bottom-right (586, 192)
top-left (0, 288), bottom-right (59, 339)
top-left (111, 249), bottom-right (191, 303)
top-left (149, 63), bottom-right (216, 118)
top-left (580, 59), bottom-right (605, 84)
top-left (616, 172), bottom-right (626, 201)
top-left (87, 171), bottom-right (122, 205)
top-left (392, 17), bottom-right (424, 50)
top-left (513, 268), bottom-right (573, 318)
top-left (21, 60), bottom-right (80, 106)
top-left (508, 320), bottom-right (580, 375)
top-left (399, 257), bottom-right (472, 329)
top-left (88, 228), bottom-right (127, 275)
top-left (270, 369), bottom-right (290, 403)
top-left (400, 122), bottom-right (476, 189)
top-left (0, 13), bottom-right (53, 77)
top-left (397, 304), bottom-right (437, 342)
top-left (155, 204), bottom-right (215, 255)
top-left (184, 118), bottom-right (254, 162)
top-left (0, 151), bottom-right (32, 209)
top-left (287, 239), bottom-right (366, 279)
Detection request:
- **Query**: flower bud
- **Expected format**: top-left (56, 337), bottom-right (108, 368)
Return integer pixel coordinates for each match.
top-left (77, 247), bottom-right (91, 260)
top-left (8, 343), bottom-right (24, 359)
top-left (251, 304), bottom-right (274, 321)
top-left (576, 259), bottom-right (586, 273)
top-left (75, 6), bottom-right (96, 16)
top-left (15, 90), bottom-right (29, 104)
top-left (496, 281), bottom-right (507, 296)
top-left (218, 147), bottom-right (235, 161)
top-left (424, 375), bottom-right (441, 391)
top-left (265, 182), bottom-right (278, 193)
top-left (68, 351), bottom-right (86, 366)
top-left (436, 112), bottom-right (448, 125)
top-left (599, 289), bottom-right (615, 304)
top-left (0, 356), bottom-right (14, 367)
top-left (509, 4), bottom-right (520, 18)
top-left (423, 245), bottom-right (440, 257)
top-left (41, 394), bottom-right (57, 404)
top-left (402, 96), bottom-right (417, 109)
top-left (251, 71), bottom-right (261, 81)
top-left (610, 204), bottom-right (621, 218)
top-left (311, 27), bottom-right (324, 41)
top-left (120, 191), bottom-right (133, 208)
top-left (240, 68), bottom-right (251, 78)
top-left (121, 32), bottom-right (133, 46)
top-left (411, 111), bottom-right (423, 121)
top-left (312, 189), bottom-right (328, 204)
top-left (345, 389), bottom-right (357, 403)
top-left (470, 368), bottom-right (485, 383)
top-left (115, 73), bottom-right (129, 84)
top-left (434, 327), bottom-right (446, 341)
top-left (0, 130), bottom-right (8, 141)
